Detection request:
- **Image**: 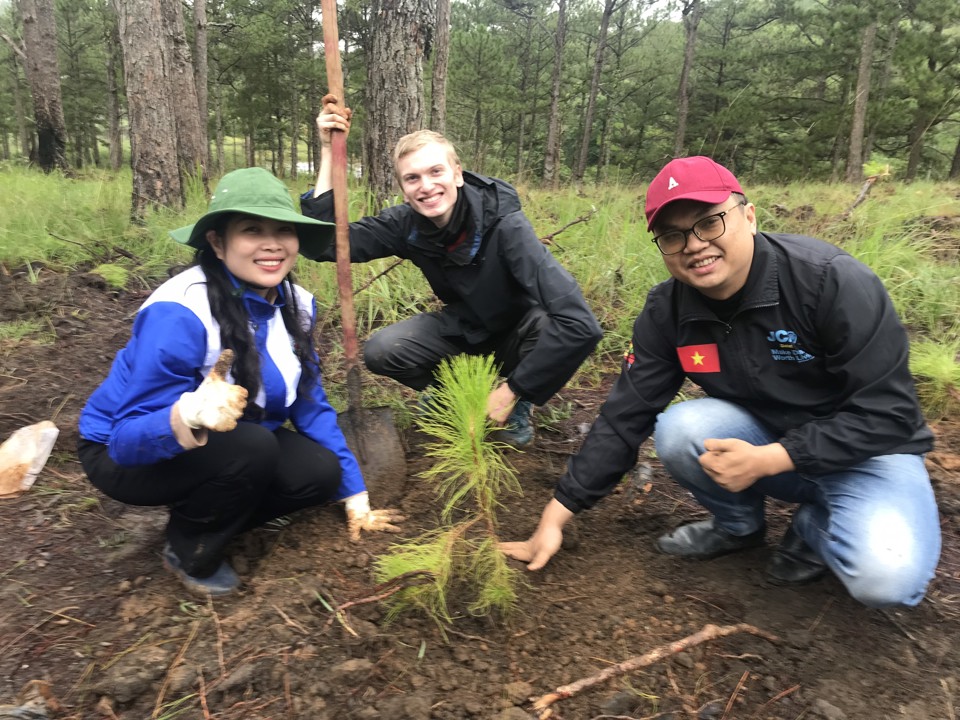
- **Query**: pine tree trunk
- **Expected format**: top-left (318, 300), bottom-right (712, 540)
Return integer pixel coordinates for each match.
top-left (542, 0), bottom-right (566, 188)
top-left (17, 0), bottom-right (69, 173)
top-left (105, 8), bottom-right (124, 171)
top-left (161, 0), bottom-right (206, 186)
top-left (430, 0), bottom-right (450, 134)
top-left (114, 0), bottom-right (183, 219)
top-left (193, 0), bottom-right (209, 165)
top-left (290, 91), bottom-right (300, 180)
top-left (845, 21), bottom-right (877, 184)
top-left (574, 0), bottom-right (618, 184)
top-left (363, 0), bottom-right (434, 209)
top-left (674, 0), bottom-right (703, 158)
top-left (9, 51), bottom-right (30, 159)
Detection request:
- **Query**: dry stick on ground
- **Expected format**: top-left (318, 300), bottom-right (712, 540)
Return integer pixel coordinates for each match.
top-left (540, 206), bottom-right (598, 246)
top-left (720, 669), bottom-right (750, 720)
top-left (321, 570), bottom-right (435, 631)
top-left (531, 623), bottom-right (780, 716)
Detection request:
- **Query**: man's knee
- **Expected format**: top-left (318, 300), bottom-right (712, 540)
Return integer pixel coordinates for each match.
top-left (830, 509), bottom-right (938, 608)
top-left (654, 400), bottom-right (716, 464)
top-left (362, 328), bottom-right (393, 375)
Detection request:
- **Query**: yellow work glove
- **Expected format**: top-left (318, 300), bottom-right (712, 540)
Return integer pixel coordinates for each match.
top-left (176, 350), bottom-right (248, 432)
top-left (343, 491), bottom-right (405, 542)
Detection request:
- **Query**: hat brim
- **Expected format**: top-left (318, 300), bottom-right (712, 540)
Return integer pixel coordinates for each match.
top-left (170, 206), bottom-right (335, 259)
top-left (646, 189), bottom-right (734, 231)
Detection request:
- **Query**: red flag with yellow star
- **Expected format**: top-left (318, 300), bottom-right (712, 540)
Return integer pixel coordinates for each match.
top-left (677, 343), bottom-right (720, 373)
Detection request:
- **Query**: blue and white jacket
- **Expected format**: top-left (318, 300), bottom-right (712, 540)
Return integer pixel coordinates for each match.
top-left (79, 265), bottom-right (365, 500)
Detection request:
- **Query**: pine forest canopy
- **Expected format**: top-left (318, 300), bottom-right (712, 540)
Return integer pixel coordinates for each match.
top-left (1, 0), bottom-right (959, 195)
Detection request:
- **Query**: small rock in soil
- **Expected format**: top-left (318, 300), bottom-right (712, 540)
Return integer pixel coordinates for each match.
top-left (501, 680), bottom-right (533, 705)
top-left (809, 698), bottom-right (847, 719)
top-left (601, 690), bottom-right (639, 715)
top-left (377, 693), bottom-right (432, 719)
top-left (493, 709), bottom-right (536, 720)
top-left (697, 699), bottom-right (725, 718)
top-left (330, 657), bottom-right (374, 684)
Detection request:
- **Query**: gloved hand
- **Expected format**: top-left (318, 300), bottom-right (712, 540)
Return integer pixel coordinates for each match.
top-left (343, 491), bottom-right (405, 543)
top-left (176, 350), bottom-right (248, 432)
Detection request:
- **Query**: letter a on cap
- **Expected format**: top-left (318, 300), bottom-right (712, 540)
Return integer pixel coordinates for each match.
top-left (667, 176), bottom-right (679, 190)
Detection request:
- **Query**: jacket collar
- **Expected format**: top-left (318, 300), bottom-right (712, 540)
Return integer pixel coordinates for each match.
top-left (406, 171), bottom-right (522, 266)
top-left (675, 232), bottom-right (780, 323)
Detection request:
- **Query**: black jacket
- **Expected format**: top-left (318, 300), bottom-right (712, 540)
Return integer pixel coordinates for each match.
top-left (300, 171), bottom-right (602, 405)
top-left (555, 231), bottom-right (934, 514)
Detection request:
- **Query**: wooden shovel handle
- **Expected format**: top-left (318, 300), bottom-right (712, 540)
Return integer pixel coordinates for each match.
top-left (320, 0), bottom-right (359, 371)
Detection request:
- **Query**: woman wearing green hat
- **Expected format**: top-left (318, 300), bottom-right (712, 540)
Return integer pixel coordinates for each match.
top-left (77, 168), bottom-right (403, 596)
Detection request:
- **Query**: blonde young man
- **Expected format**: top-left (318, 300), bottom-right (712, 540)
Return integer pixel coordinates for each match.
top-left (502, 156), bottom-right (941, 608)
top-left (300, 99), bottom-right (602, 445)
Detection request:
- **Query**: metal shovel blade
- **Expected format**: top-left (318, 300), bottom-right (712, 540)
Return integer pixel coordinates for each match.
top-left (337, 405), bottom-right (407, 505)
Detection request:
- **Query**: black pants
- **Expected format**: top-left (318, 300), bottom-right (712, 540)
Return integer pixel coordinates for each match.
top-left (78, 424), bottom-right (343, 576)
top-left (362, 305), bottom-right (548, 391)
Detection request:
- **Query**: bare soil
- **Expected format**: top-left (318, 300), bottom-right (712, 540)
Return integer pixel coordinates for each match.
top-left (2, 265), bottom-right (959, 720)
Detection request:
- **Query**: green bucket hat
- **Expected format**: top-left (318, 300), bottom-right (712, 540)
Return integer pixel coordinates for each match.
top-left (169, 167), bottom-right (334, 257)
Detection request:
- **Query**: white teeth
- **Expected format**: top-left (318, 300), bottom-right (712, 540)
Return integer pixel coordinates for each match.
top-left (692, 257), bottom-right (717, 269)
top-left (256, 260), bottom-right (282, 267)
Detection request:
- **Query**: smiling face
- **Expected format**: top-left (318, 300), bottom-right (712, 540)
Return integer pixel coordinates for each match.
top-left (396, 142), bottom-right (465, 228)
top-left (206, 214), bottom-right (299, 300)
top-left (653, 196), bottom-right (757, 300)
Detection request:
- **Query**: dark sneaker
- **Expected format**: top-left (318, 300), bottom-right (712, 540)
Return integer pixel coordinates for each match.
top-left (656, 518), bottom-right (766, 559)
top-left (498, 399), bottom-right (534, 447)
top-left (766, 525), bottom-right (828, 585)
top-left (162, 543), bottom-right (240, 597)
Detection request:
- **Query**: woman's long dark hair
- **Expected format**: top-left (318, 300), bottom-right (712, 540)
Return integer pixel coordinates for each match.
top-left (194, 217), bottom-right (320, 415)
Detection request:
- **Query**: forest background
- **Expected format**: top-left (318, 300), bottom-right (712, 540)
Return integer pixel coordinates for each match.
top-left (1, 0), bottom-right (960, 210)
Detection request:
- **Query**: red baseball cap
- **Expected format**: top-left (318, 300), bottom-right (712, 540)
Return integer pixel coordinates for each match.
top-left (645, 156), bottom-right (743, 231)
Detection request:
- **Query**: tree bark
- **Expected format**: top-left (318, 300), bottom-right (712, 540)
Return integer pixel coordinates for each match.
top-left (362, 0), bottom-right (434, 209)
top-left (430, 0), bottom-right (450, 134)
top-left (674, 0), bottom-right (704, 158)
top-left (105, 6), bottom-right (124, 171)
top-left (161, 0), bottom-right (207, 186)
top-left (574, 0), bottom-right (620, 184)
top-left (114, 0), bottom-right (183, 219)
top-left (949, 131), bottom-right (960, 179)
top-left (16, 0), bottom-right (69, 173)
top-left (193, 0), bottom-right (209, 167)
top-left (290, 91), bottom-right (300, 180)
top-left (8, 48), bottom-right (30, 159)
top-left (542, 0), bottom-right (567, 188)
top-left (844, 21), bottom-right (877, 184)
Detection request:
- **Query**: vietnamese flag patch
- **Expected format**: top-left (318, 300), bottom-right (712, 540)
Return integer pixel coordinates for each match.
top-left (677, 343), bottom-right (721, 373)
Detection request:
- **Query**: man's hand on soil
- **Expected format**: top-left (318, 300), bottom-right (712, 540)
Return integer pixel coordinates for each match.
top-left (500, 498), bottom-right (573, 571)
top-left (344, 491), bottom-right (405, 543)
top-left (176, 350), bottom-right (248, 432)
top-left (486, 383), bottom-right (517, 425)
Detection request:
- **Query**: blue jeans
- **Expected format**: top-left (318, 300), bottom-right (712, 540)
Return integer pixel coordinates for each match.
top-left (654, 398), bottom-right (941, 608)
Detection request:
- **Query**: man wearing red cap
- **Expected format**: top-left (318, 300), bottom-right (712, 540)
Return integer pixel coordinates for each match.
top-left (502, 156), bottom-right (941, 608)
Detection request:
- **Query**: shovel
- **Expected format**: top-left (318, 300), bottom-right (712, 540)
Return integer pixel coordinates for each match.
top-left (320, 0), bottom-right (407, 503)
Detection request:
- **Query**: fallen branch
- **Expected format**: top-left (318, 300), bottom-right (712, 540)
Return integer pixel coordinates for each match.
top-left (839, 168), bottom-right (889, 220)
top-left (320, 570), bottom-right (435, 631)
top-left (540, 206), bottom-right (598, 246)
top-left (532, 623), bottom-right (780, 716)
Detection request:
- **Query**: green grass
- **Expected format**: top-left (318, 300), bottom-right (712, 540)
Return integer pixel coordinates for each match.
top-left (1, 167), bottom-right (958, 414)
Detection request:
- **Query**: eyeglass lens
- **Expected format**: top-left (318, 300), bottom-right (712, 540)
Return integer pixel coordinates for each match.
top-left (656, 212), bottom-right (727, 254)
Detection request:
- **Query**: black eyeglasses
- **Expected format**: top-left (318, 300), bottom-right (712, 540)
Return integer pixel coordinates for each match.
top-left (651, 200), bottom-right (747, 255)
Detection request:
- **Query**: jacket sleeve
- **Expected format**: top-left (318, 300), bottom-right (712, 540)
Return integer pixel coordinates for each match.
top-left (299, 189), bottom-right (411, 263)
top-left (779, 254), bottom-right (927, 473)
top-left (107, 304), bottom-right (208, 466)
top-left (288, 372), bottom-right (367, 501)
top-left (555, 293), bottom-right (684, 513)
top-left (497, 212), bottom-right (603, 405)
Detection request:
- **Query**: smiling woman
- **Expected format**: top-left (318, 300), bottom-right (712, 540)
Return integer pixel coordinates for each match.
top-left (75, 167), bottom-right (405, 597)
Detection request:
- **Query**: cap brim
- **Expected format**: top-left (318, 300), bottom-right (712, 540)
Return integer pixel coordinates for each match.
top-left (646, 189), bottom-right (734, 231)
top-left (169, 207), bottom-right (336, 258)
